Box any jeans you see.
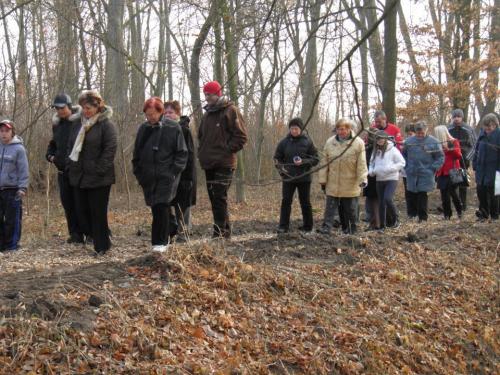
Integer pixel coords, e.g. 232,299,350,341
205,168,233,237
0,189,22,250
376,180,399,227
406,191,428,221
279,181,313,231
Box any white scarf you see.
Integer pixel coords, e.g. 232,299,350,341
69,113,101,162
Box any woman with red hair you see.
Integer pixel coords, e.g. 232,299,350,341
132,97,188,252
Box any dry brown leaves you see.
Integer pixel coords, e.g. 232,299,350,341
0,187,498,374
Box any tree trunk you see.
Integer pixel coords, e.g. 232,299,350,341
221,0,245,203
127,0,145,116
382,0,398,123
55,0,78,98
104,0,128,117
300,0,321,128
483,0,499,116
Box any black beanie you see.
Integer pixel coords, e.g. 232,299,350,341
288,117,304,130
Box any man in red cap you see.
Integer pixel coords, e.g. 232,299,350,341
198,80,247,239
371,110,403,150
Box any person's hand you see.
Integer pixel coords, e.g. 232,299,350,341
359,182,367,188
16,190,26,199
321,184,326,193
293,156,302,166
49,155,55,162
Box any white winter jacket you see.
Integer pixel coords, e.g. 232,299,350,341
368,144,406,181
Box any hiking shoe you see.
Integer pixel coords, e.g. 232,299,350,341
276,227,289,234
316,227,331,235
388,220,401,229
152,245,168,253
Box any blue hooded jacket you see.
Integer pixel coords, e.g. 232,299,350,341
473,127,500,187
403,135,444,192
0,135,29,191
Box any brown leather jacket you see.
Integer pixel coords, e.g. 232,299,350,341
198,98,247,170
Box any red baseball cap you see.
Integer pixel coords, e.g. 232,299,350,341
0,120,13,129
203,81,222,96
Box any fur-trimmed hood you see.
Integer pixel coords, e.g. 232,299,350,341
52,105,82,126
69,105,113,124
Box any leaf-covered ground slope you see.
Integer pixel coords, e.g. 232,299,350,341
0,187,498,374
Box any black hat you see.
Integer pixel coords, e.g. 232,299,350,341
288,117,304,130
51,93,72,109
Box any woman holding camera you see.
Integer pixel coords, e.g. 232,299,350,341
433,125,463,220
274,118,319,234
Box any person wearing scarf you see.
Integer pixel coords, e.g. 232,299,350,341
66,90,117,255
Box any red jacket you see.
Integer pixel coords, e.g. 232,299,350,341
371,122,403,150
436,139,461,176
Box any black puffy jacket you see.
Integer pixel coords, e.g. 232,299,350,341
46,106,81,172
66,106,117,189
273,132,319,183
132,119,188,206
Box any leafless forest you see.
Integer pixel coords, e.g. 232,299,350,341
0,1,499,374
0,0,498,198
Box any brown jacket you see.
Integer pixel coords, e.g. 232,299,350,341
198,98,247,170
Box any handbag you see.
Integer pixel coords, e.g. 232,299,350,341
448,147,470,186
449,168,468,186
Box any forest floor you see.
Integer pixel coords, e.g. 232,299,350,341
0,184,498,374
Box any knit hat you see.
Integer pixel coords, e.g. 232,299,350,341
203,81,222,96
288,117,304,130
451,108,464,118
375,130,388,138
51,93,72,109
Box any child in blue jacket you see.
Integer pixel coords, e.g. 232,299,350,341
0,119,29,251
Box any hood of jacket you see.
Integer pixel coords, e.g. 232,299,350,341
6,135,23,145
179,115,190,128
75,105,113,123
51,105,82,126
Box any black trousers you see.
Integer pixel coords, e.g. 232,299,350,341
0,189,22,250
74,185,111,252
477,185,499,220
151,203,170,245
439,177,462,218
403,177,417,218
58,172,82,239
337,197,358,233
459,158,470,209
279,181,313,231
205,168,233,237
406,191,428,221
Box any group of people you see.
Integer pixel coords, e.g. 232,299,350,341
275,109,500,235
0,80,498,253
44,81,246,254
